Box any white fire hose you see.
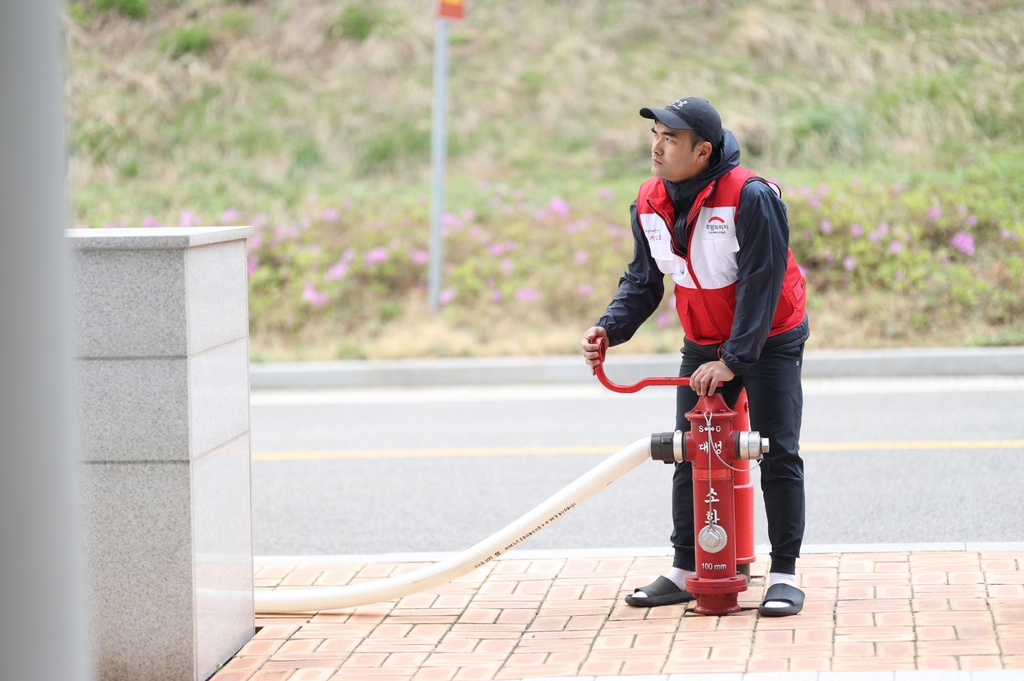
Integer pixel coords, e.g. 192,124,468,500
255,437,652,613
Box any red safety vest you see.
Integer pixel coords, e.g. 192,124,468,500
637,166,806,346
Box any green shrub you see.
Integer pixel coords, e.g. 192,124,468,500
220,9,253,37
289,139,321,178
95,0,147,19
326,6,382,42
170,27,214,59
118,154,141,179
68,3,93,23
357,125,431,175
781,104,870,166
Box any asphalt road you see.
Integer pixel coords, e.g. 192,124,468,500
249,376,1024,556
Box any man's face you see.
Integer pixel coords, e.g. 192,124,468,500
650,122,712,183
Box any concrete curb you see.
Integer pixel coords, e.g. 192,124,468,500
250,346,1024,389
497,672,1022,680
254,542,1024,565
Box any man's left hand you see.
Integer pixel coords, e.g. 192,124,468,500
689,360,735,396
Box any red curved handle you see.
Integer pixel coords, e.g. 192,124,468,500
593,337,690,393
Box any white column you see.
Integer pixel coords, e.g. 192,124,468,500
0,1,91,680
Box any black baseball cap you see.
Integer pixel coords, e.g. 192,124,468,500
640,97,723,147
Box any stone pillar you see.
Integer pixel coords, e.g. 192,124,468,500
68,227,255,681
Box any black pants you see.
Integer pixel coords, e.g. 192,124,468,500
670,341,805,575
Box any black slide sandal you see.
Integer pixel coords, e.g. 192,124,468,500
757,582,805,617
624,576,694,607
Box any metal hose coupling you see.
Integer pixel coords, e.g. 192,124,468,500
650,431,683,463
736,431,769,461
651,430,767,464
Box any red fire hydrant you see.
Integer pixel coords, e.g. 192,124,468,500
683,393,766,614
593,345,766,615
649,394,766,614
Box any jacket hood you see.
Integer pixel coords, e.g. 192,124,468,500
711,128,741,179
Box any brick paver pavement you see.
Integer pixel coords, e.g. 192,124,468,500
211,550,1024,680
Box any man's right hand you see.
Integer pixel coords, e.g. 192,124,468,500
580,326,609,374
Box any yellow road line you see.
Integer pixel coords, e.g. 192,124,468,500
253,440,1024,461
803,440,1024,452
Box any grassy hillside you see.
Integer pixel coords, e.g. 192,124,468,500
64,0,1024,358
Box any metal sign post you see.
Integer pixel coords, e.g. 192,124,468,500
428,0,464,313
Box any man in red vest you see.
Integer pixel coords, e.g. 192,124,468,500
581,97,809,617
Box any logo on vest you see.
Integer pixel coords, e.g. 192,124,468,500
705,215,729,237
641,213,668,243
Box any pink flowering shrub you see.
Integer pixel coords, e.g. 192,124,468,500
234,185,634,334
785,175,1024,325
116,173,1023,340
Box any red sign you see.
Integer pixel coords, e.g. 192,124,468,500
438,0,464,19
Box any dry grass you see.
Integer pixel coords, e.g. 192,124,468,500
65,0,1024,223
248,288,1024,362
249,295,591,362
